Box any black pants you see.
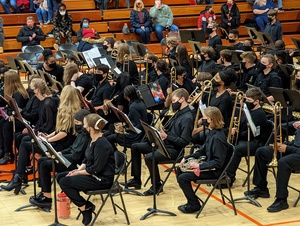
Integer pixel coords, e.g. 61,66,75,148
57,172,113,207
227,140,259,179
176,167,219,207
38,156,77,192
253,146,300,199
131,142,179,185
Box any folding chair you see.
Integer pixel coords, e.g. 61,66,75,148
143,147,185,195
58,43,77,54
194,142,237,218
77,151,130,225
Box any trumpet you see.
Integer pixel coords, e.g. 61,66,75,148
103,95,119,115
180,156,206,172
193,80,213,128
227,91,245,145
268,101,282,167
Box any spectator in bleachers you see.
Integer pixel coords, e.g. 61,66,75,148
0,17,4,54
197,5,216,32
35,0,49,25
53,3,74,48
150,0,178,41
126,0,131,8
264,9,282,42
228,29,243,48
103,37,116,56
0,0,20,14
253,0,277,32
47,0,58,24
207,21,222,61
77,18,100,52
220,0,240,31
100,0,119,10
16,16,46,52
130,0,152,44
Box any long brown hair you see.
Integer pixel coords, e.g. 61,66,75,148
4,70,29,99
203,106,224,129
116,43,131,63
63,62,79,85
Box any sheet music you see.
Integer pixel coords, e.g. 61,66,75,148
82,51,95,68
243,103,260,137
100,57,111,68
199,100,206,115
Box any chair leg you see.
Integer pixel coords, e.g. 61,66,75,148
110,194,117,214
242,165,254,187
143,175,150,187
157,165,175,195
118,188,130,225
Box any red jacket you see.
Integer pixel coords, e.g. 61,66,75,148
197,10,216,29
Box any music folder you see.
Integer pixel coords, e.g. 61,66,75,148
82,47,102,68
243,103,260,137
110,105,141,134
140,120,170,159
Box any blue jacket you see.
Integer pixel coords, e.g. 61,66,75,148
130,8,152,32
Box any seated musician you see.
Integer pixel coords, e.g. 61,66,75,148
106,85,148,151
177,106,228,213
254,54,282,102
228,29,243,49
245,129,300,212
128,88,194,195
90,64,112,117
175,45,193,80
140,53,159,83
227,87,267,186
192,69,236,144
197,46,216,73
216,49,236,71
154,59,170,97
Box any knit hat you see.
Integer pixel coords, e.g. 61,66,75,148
74,109,90,123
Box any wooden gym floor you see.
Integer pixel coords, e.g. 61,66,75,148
1,155,300,226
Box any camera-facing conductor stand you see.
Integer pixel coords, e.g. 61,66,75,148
140,121,176,220
232,104,261,207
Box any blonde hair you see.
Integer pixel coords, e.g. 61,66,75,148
117,43,131,63
133,0,145,10
85,114,106,131
261,54,277,70
63,62,79,85
31,78,51,96
56,85,82,135
166,36,179,47
254,0,266,7
203,106,224,129
4,70,29,99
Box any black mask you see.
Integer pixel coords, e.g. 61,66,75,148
103,45,108,51
246,101,256,110
240,62,246,69
200,54,205,61
212,80,220,87
295,79,300,89
172,101,181,111
202,118,209,127
81,127,90,137
75,124,83,133
144,62,153,68
48,63,56,68
228,39,235,43
258,63,267,72
268,17,273,23
95,73,104,81
206,28,213,34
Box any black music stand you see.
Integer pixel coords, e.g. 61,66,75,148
233,103,261,207
245,27,261,42
15,118,50,211
40,137,71,226
110,105,143,196
140,120,176,220
179,29,206,43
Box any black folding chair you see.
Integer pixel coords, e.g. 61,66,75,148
76,151,130,225
194,143,237,218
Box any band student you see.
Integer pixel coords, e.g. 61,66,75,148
177,106,228,213
128,88,194,195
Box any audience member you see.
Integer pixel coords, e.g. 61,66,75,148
0,17,4,53
77,18,100,52
220,0,240,31
253,0,277,31
35,0,49,25
264,9,282,42
47,0,58,23
0,0,20,14
198,5,216,32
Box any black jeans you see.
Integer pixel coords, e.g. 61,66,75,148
57,172,113,207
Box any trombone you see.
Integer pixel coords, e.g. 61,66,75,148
268,101,282,167
227,91,245,145
140,53,149,85
164,66,177,117
103,94,119,115
123,54,130,72
111,49,118,60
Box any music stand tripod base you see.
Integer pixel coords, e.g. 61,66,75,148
232,195,262,207
140,207,176,220
15,203,51,212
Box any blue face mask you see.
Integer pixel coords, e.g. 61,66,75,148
82,23,89,28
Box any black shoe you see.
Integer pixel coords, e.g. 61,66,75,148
177,204,201,213
0,174,22,192
244,187,270,198
30,195,52,208
30,192,44,202
124,178,142,189
143,184,163,196
0,154,13,165
267,199,289,212
79,201,95,225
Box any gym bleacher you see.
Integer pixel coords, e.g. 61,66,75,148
0,0,300,62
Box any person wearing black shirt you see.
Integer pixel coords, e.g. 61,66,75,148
140,53,158,83
63,62,94,98
91,64,112,117
254,54,282,102
57,114,115,225
103,37,116,57
165,36,179,63
216,49,236,71
197,46,216,72
174,66,195,95
127,88,194,196
228,29,243,49
154,59,170,97
37,49,64,83
176,45,193,80
264,9,282,42
29,109,91,209
227,88,267,185
207,21,222,62
220,0,240,31
177,106,229,213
